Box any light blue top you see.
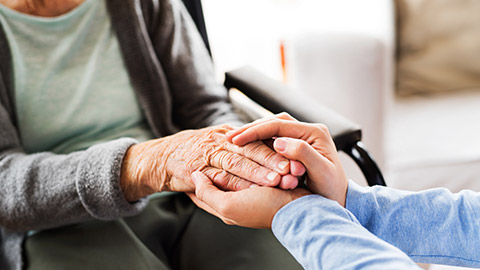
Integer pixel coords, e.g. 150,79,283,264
272,180,480,269
0,0,154,154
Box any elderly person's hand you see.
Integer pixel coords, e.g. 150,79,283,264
120,125,301,202
226,114,349,206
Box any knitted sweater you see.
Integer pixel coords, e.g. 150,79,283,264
0,0,241,268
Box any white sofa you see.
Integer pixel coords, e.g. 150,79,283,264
285,1,480,192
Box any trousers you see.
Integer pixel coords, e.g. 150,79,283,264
25,193,303,270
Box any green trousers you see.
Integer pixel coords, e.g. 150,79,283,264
25,193,303,270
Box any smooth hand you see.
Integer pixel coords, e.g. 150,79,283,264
226,114,349,206
120,125,298,201
188,171,311,228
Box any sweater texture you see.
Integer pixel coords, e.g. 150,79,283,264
0,0,242,269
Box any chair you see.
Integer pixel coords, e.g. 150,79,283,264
180,0,385,187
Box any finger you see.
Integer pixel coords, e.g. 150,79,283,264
165,175,195,192
278,174,299,190
225,113,297,142
231,119,322,146
225,116,277,142
223,140,291,175
290,160,306,176
202,167,257,191
191,171,229,205
191,171,240,224
208,149,281,186
273,137,331,172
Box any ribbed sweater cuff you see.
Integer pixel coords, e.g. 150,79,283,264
76,138,148,220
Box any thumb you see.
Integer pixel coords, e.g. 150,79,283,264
191,171,224,204
273,137,330,172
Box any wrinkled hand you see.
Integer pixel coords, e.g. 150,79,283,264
188,171,311,228
226,113,349,206
120,125,299,201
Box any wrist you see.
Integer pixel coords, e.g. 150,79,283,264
120,139,169,202
120,144,147,202
272,188,313,225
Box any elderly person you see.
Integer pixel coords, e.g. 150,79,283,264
190,114,480,269
0,0,303,269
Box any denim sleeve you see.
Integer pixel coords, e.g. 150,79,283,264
346,180,480,267
272,195,420,270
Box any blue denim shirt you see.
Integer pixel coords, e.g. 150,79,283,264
272,180,480,269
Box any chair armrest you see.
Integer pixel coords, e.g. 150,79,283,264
224,66,362,152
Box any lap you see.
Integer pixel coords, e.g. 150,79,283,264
25,193,302,270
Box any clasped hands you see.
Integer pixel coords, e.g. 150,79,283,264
187,113,349,229
120,113,348,229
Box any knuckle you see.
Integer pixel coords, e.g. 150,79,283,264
231,179,241,191
203,141,223,161
315,123,330,135
223,154,241,171
299,140,311,152
210,170,243,191
250,165,263,178
277,112,294,120
232,179,244,191
224,173,239,190
209,150,228,168
219,124,234,131
245,164,268,182
272,118,283,125
211,170,229,187
226,174,249,191
211,125,233,135
264,150,278,164
290,144,302,157
292,140,309,156
244,141,264,158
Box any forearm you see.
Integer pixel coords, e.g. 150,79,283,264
0,138,147,232
272,195,420,270
346,180,480,267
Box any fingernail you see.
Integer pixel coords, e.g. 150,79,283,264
267,172,277,182
274,138,287,152
277,160,289,170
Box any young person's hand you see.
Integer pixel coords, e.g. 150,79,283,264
226,113,349,206
188,171,311,228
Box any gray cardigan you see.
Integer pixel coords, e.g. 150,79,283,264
0,0,241,268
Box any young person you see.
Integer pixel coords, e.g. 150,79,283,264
189,114,480,269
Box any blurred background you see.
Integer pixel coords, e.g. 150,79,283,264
202,1,480,269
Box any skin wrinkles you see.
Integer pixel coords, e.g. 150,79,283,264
121,125,297,202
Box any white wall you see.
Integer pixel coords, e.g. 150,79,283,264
202,0,394,80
